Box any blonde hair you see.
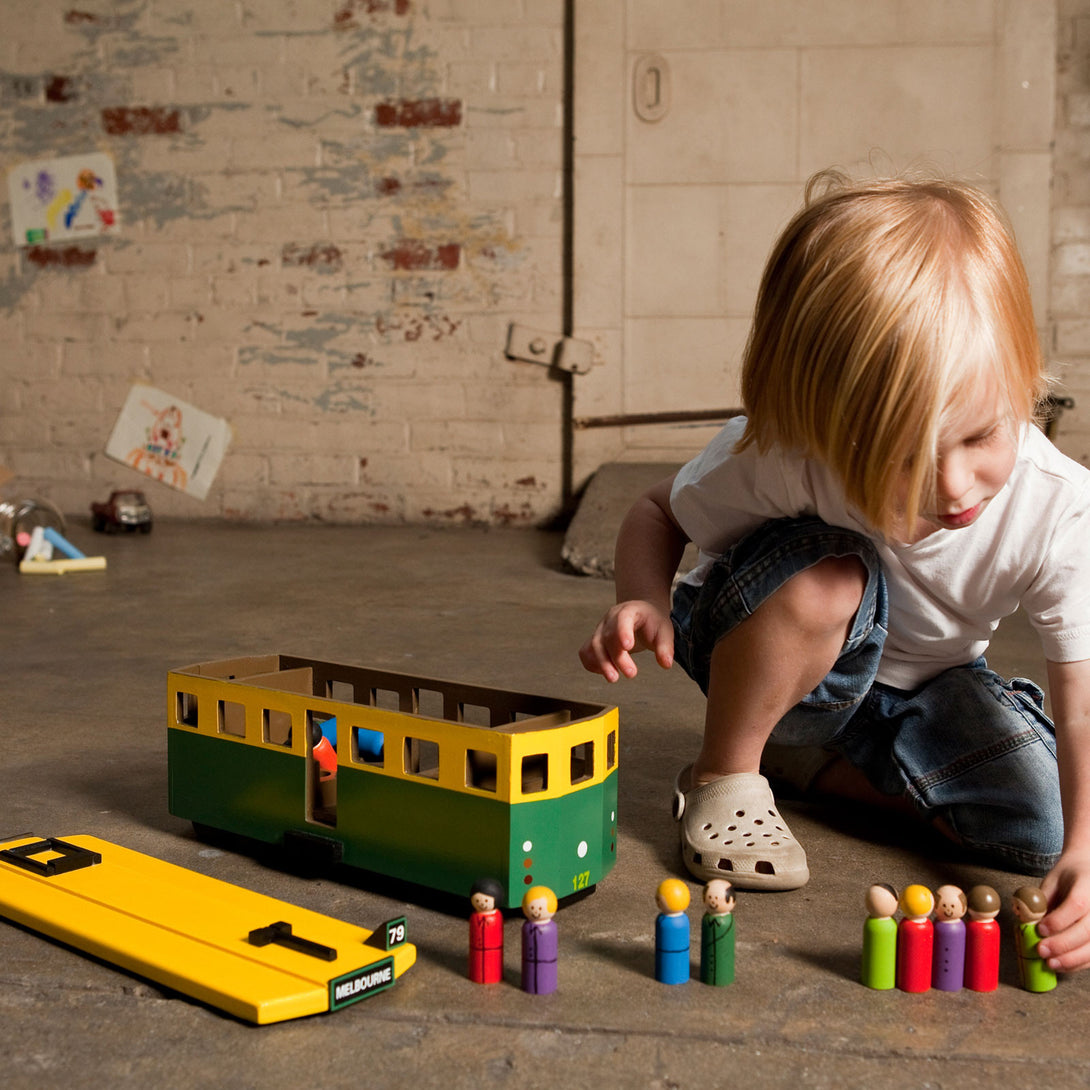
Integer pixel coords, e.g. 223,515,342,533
899,883,935,918
656,877,690,913
739,170,1047,536
522,885,558,915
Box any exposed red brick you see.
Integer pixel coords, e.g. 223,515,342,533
101,106,182,135
335,0,410,28
376,175,453,198
380,240,460,271
494,503,535,525
375,97,461,128
25,245,96,268
65,9,99,23
422,504,478,523
281,242,344,270
46,76,78,103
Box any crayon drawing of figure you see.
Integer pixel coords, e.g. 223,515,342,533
128,403,189,489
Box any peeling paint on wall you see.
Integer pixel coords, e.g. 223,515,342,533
45,76,80,103
101,106,183,135
380,240,460,271
282,243,344,272
1,2,559,526
334,0,412,27
374,97,462,128
24,244,97,268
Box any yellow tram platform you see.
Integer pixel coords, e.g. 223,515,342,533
0,833,415,1024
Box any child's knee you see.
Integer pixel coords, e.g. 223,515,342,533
942,801,1062,876
777,554,867,636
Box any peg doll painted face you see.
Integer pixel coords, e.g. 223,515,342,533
934,885,967,922
703,879,736,915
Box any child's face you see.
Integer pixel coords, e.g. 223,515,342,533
897,381,1018,542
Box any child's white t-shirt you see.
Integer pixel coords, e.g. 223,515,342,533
670,417,1090,689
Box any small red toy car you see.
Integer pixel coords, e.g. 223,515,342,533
91,490,153,533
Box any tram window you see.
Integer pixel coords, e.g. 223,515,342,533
416,688,444,719
460,703,491,727
352,726,384,767
263,707,293,747
466,749,497,792
607,730,617,770
327,679,354,703
404,736,440,780
570,741,594,785
521,753,549,794
372,687,402,712
218,699,247,738
175,691,199,728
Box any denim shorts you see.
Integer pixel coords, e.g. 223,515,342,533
671,516,1062,875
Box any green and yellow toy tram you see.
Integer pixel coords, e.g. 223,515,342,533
167,655,619,906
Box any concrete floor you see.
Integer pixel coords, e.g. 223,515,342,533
1,520,1086,1089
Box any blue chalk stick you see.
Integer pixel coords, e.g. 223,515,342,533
42,527,86,559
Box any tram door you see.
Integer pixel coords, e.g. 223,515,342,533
307,710,338,829
249,665,339,830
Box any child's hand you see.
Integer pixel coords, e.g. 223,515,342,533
1037,850,1090,971
579,600,675,683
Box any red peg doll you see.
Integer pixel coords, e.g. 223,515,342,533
468,877,505,984
964,884,1001,992
896,884,935,993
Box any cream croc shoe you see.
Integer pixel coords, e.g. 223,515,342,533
672,766,809,891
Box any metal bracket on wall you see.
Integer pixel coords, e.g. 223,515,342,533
504,323,595,375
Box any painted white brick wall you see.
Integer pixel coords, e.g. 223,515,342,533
2,1,1087,522
0,0,567,525
1051,0,1090,467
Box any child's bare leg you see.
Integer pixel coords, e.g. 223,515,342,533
691,555,866,786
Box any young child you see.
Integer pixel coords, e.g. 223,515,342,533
579,171,1090,973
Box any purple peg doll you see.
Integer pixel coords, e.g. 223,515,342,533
932,884,967,991
520,885,558,994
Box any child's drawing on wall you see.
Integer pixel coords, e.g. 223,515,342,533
128,402,189,490
105,385,232,501
7,152,120,246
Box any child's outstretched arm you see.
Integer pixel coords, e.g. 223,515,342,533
1037,656,1090,972
579,474,688,683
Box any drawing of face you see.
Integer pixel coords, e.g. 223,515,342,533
524,896,552,923
153,406,183,454
935,885,967,922
470,891,496,914
704,879,735,915
1012,895,1045,925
